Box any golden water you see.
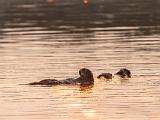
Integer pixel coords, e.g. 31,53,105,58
0,0,160,120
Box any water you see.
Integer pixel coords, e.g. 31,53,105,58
0,0,160,120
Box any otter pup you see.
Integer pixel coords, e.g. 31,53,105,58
97,73,112,80
115,68,131,78
97,68,131,80
28,68,94,86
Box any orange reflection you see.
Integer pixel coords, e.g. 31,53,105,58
83,0,89,5
82,109,95,117
79,84,93,93
46,0,55,3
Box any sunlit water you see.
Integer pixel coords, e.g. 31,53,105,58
0,0,160,120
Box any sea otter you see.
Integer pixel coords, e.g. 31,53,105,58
115,68,131,78
97,68,131,80
28,68,94,86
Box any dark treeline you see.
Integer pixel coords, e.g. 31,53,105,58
0,0,160,35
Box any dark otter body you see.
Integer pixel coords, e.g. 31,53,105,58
97,73,112,79
28,68,94,86
115,68,131,78
97,68,131,80
29,79,64,85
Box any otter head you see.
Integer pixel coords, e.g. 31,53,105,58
79,68,94,85
116,68,131,78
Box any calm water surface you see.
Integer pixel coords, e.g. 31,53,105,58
0,0,160,120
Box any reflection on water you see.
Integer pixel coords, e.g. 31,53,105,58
0,0,160,120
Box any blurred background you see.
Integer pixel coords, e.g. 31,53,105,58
0,0,160,120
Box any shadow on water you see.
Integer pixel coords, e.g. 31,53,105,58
0,0,160,37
